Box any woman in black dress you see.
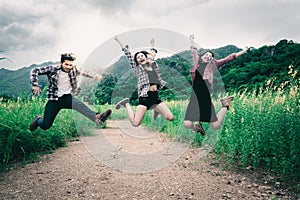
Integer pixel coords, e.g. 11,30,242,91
184,34,248,135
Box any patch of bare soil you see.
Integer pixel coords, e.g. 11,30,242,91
0,120,297,199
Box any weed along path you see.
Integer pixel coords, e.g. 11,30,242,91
0,120,292,199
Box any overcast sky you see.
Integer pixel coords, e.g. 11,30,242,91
1,0,299,70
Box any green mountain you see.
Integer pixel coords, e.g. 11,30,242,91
92,40,299,105
1,39,299,103
0,62,56,98
220,39,300,90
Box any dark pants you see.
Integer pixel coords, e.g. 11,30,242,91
38,94,96,130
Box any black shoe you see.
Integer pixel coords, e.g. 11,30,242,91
115,98,129,110
195,123,205,136
30,115,41,131
95,109,112,126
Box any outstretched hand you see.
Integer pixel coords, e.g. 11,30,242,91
32,86,41,96
189,34,196,48
74,87,81,96
236,46,249,57
94,74,103,81
189,34,194,41
114,35,124,48
150,37,155,47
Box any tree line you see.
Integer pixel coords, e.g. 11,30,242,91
81,39,299,105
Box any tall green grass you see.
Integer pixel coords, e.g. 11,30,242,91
0,65,298,187
0,94,117,169
140,65,299,184
214,66,299,184
0,96,74,167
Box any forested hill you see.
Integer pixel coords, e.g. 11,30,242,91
105,44,242,80
220,39,300,91
1,39,299,101
93,39,299,104
0,62,56,98
106,39,299,90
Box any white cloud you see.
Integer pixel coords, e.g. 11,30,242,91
0,0,299,69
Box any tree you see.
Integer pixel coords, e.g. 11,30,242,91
94,74,117,105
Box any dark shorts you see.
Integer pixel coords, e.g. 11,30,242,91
138,91,162,110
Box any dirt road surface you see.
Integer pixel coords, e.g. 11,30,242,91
0,120,294,199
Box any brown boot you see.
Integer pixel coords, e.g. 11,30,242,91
220,96,234,110
29,115,41,131
95,109,112,126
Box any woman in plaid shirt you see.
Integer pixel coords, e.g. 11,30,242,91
114,36,174,127
29,53,112,131
184,34,248,135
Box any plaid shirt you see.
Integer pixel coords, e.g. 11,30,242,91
30,65,96,100
190,47,236,85
122,47,166,97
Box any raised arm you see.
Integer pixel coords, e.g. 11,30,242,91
150,37,155,47
215,46,249,68
235,46,248,57
114,35,137,69
114,35,125,49
189,34,199,82
148,37,157,61
75,66,103,81
190,34,199,66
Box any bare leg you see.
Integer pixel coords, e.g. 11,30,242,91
184,120,197,131
153,102,174,121
210,96,234,130
210,107,227,130
184,120,205,135
152,110,159,120
124,103,147,127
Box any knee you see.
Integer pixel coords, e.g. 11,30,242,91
167,114,174,121
210,122,221,130
183,121,193,129
131,121,141,127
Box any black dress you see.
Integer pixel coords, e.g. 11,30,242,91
184,63,218,122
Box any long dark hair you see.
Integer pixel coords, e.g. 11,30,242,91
134,51,148,65
199,50,214,63
200,50,214,57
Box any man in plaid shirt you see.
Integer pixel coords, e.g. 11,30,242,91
29,53,112,131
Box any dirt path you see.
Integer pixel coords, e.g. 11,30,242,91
0,120,293,199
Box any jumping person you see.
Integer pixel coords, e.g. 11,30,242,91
29,53,112,131
114,36,174,127
184,34,248,135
